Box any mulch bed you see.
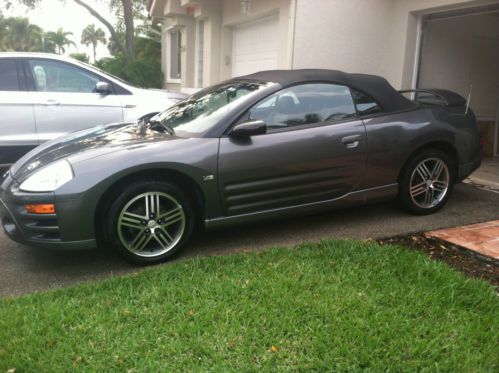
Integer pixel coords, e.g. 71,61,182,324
378,234,499,287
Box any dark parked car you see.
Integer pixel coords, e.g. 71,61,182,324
0,70,481,264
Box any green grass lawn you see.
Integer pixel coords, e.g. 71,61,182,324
1,240,498,372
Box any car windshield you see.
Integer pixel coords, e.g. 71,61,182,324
153,81,276,137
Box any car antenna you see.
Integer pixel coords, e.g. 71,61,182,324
465,84,472,115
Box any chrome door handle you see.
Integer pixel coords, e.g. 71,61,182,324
44,99,60,106
342,134,362,149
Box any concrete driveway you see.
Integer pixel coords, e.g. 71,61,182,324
467,157,499,189
1,183,498,297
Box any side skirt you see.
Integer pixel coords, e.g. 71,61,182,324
204,183,399,230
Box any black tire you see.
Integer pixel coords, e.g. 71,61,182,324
104,179,194,264
399,149,456,215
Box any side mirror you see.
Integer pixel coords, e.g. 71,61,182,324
229,120,267,138
95,81,111,95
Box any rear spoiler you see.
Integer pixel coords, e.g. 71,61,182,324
398,89,467,107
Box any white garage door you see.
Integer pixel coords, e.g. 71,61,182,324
231,15,279,77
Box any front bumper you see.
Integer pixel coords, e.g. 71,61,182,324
0,171,96,250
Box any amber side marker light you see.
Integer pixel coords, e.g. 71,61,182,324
24,204,55,214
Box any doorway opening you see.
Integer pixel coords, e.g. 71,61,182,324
416,5,499,157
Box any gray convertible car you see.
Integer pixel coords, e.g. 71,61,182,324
0,70,481,264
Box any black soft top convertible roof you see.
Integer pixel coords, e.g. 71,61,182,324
238,69,417,113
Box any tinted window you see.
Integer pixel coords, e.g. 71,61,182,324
28,60,99,93
0,60,20,91
351,89,383,116
249,83,356,130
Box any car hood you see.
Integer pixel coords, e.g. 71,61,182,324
10,122,179,183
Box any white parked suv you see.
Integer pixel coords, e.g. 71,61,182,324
0,52,186,166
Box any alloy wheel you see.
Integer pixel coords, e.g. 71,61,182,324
117,192,186,257
409,158,450,209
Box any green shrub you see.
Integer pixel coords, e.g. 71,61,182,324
125,58,163,88
93,35,163,89
94,55,126,78
94,55,163,89
69,52,90,63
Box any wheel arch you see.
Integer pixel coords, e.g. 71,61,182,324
94,168,206,243
398,141,459,184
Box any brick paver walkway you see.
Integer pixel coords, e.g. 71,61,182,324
426,220,499,259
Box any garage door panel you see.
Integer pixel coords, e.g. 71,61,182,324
232,16,279,77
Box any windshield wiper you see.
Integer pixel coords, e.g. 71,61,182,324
151,120,175,136
138,117,148,135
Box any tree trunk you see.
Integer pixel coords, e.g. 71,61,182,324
92,42,96,62
121,0,135,65
72,0,127,61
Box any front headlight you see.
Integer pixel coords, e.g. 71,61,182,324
19,160,74,192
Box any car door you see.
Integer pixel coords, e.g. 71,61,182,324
0,59,37,166
25,58,123,143
218,83,367,216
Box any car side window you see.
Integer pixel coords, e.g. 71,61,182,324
248,83,357,131
350,88,383,116
28,60,99,93
0,60,20,91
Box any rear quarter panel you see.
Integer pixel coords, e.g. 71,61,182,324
361,106,479,189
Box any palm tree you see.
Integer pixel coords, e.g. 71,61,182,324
2,17,43,52
41,32,57,53
0,15,7,50
45,28,76,54
81,24,107,62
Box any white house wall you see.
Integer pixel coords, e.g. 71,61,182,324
293,0,398,84
204,8,223,86
154,0,291,89
219,0,291,81
152,0,497,90
161,15,196,90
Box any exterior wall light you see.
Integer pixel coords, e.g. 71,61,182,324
241,0,251,16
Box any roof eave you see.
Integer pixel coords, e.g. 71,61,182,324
149,0,167,18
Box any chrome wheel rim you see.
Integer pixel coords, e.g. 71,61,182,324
117,192,185,257
410,158,450,209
